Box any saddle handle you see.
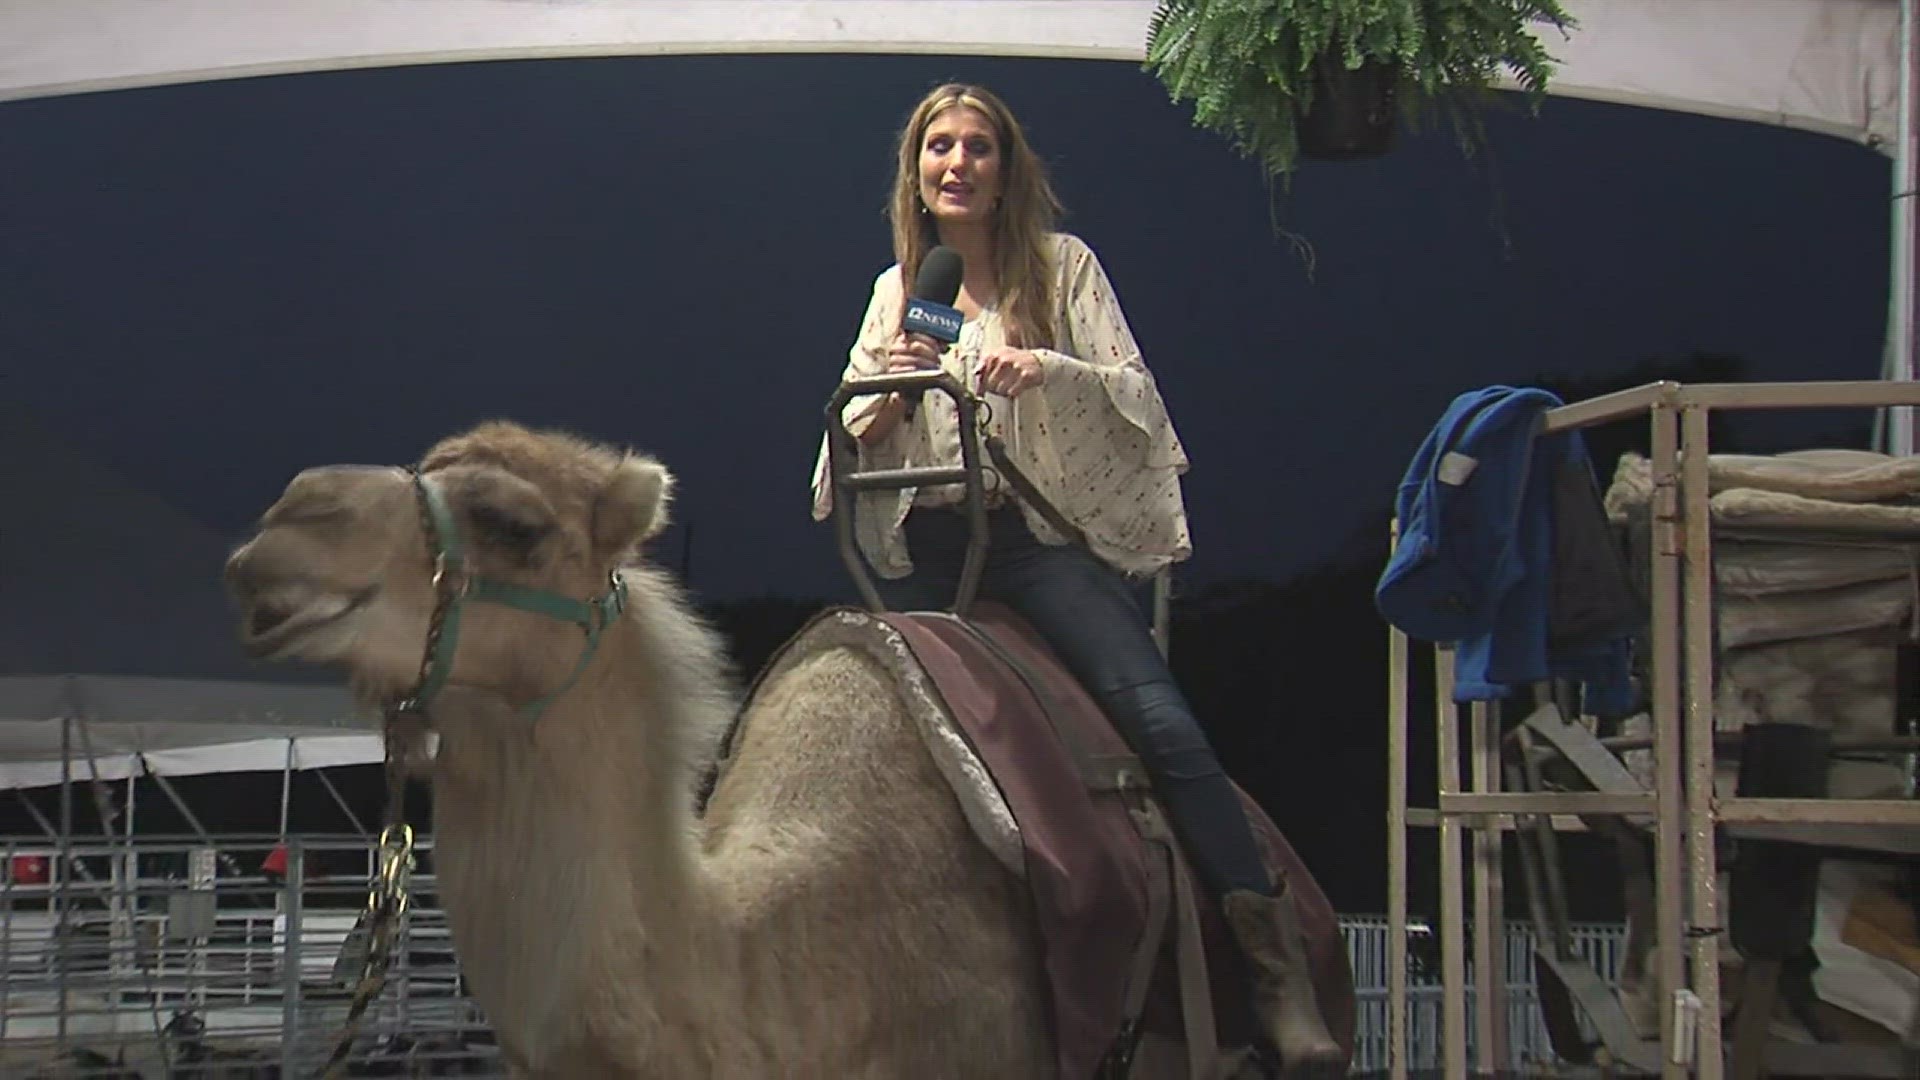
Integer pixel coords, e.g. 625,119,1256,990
824,370,990,618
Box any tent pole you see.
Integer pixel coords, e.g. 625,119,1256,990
143,764,218,845
279,738,294,838
141,763,279,909
125,773,137,939
314,767,371,838
10,792,100,883
123,770,137,979
56,715,72,1048
125,772,136,860
1884,0,1918,455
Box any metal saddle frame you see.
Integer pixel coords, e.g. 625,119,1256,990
822,369,1170,651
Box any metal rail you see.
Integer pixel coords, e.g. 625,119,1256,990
823,370,991,616
820,369,1175,657
0,832,500,1077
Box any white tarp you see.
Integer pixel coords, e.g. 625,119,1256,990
1,404,368,788
0,0,1900,147
0,732,384,792
0,675,376,791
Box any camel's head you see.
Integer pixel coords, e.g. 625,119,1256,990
225,421,672,706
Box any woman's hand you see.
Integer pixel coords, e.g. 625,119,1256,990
979,347,1046,398
852,332,944,443
885,332,943,376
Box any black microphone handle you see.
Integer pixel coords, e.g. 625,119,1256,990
899,332,945,421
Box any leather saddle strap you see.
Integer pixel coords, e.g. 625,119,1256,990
1118,794,1176,1066
1171,849,1221,1079
983,433,1089,549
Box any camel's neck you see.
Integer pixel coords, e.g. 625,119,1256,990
434,674,698,876
424,598,739,1072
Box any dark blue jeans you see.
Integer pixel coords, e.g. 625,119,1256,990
877,504,1275,898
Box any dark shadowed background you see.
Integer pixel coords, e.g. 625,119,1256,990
0,52,1893,913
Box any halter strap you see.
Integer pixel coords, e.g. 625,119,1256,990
395,472,627,721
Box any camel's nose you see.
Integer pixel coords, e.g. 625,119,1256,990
224,539,267,601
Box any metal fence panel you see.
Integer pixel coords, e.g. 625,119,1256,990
3,834,1627,1076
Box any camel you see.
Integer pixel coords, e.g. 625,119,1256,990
223,420,1318,1079
222,420,1073,1078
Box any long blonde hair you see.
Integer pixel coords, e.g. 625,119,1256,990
887,83,1064,349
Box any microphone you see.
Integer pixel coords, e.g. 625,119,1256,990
899,246,964,420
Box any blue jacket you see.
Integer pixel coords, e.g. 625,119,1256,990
1375,386,1634,713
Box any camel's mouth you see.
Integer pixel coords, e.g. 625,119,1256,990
241,584,377,659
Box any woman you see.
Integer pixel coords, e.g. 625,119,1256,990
810,83,1341,1075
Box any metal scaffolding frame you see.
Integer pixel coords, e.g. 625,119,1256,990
0,831,500,1076
1388,379,1920,1079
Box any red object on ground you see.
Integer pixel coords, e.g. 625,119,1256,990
10,854,48,885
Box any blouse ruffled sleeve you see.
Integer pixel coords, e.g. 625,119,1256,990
1001,234,1192,575
810,266,904,523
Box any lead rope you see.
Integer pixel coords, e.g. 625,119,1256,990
309,479,448,1078
312,736,415,1079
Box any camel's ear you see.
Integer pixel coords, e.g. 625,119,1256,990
593,454,673,556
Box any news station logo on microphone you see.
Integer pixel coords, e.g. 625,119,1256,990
904,298,963,345
898,245,965,422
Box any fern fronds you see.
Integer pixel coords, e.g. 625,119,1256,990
1143,0,1575,182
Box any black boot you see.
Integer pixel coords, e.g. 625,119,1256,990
1221,888,1346,1078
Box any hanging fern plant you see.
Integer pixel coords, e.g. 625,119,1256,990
1144,0,1575,185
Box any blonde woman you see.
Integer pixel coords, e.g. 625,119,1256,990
811,83,1341,1076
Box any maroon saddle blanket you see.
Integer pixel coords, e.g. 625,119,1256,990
868,604,1357,1078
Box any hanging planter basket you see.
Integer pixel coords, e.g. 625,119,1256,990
1296,54,1400,162
1143,0,1575,187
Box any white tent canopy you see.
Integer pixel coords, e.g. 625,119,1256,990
0,403,372,793
0,0,1900,148
0,677,377,791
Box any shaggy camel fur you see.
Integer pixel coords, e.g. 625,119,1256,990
225,421,1070,1079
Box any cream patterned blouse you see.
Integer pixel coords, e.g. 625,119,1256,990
809,232,1192,580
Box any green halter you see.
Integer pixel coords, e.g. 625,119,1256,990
392,471,627,721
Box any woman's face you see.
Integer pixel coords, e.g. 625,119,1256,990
918,105,1003,229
